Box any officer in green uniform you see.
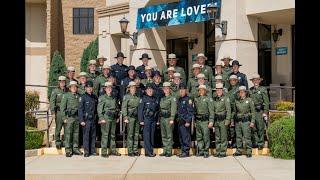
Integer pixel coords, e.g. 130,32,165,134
161,53,186,84
159,82,177,157
94,63,112,96
96,55,107,75
227,75,240,148
60,81,83,157
194,85,215,158
87,59,100,82
190,53,213,87
249,73,269,150
121,81,141,157
212,64,230,89
77,72,89,95
66,66,78,85
187,63,201,90
97,82,121,157
165,67,175,83
170,73,183,99
233,86,256,158
141,66,154,86
212,75,228,98
212,83,231,158
49,76,67,149
221,56,233,76
190,74,212,99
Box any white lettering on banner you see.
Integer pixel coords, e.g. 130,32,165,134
160,11,166,20
146,13,152,22
152,12,157,21
173,9,178,18
193,5,200,15
181,8,186,17
201,4,206,14
167,10,172,19
141,14,146,22
187,7,193,16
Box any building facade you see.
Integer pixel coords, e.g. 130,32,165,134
97,0,295,88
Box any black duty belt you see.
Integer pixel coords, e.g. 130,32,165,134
236,114,251,123
195,114,209,121
255,104,264,111
215,113,226,121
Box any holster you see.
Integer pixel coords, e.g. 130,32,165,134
255,104,264,111
236,114,251,123
106,111,117,118
128,109,138,118
67,109,78,117
215,113,226,121
159,110,170,118
195,114,209,121
144,108,155,117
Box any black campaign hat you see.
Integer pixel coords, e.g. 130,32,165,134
179,83,187,90
152,70,161,77
231,60,242,66
139,53,152,60
85,81,94,88
127,65,136,71
115,52,127,58
145,83,153,89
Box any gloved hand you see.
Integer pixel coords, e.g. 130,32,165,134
63,119,67,123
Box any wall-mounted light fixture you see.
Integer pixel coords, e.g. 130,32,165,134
188,38,198,50
119,17,138,45
272,27,283,42
207,2,227,35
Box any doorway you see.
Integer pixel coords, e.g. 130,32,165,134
166,38,189,80
258,24,272,86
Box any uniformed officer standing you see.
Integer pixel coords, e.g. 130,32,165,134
190,74,212,99
230,60,248,89
161,53,186,84
94,62,112,96
166,67,175,83
151,71,164,102
159,82,177,157
233,86,256,158
111,52,129,85
138,84,160,157
193,85,215,158
60,81,83,157
66,66,78,85
190,53,213,87
120,65,136,100
121,82,141,156
96,55,107,75
50,76,67,149
87,59,100,82
212,64,230,90
141,66,154,86
249,73,269,150
136,53,151,79
134,77,145,97
171,73,183,99
78,81,98,157
77,72,89,95
212,75,228,98
220,56,233,75
188,64,201,90
176,84,194,158
97,82,121,157
212,83,231,158
227,75,240,148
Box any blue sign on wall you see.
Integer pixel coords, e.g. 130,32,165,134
276,47,288,55
136,0,221,30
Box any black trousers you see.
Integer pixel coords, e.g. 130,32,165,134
82,121,96,154
143,118,156,155
178,123,191,154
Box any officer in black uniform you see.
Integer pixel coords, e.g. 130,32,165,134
176,84,194,158
111,52,129,85
120,65,136,100
229,60,248,89
138,83,160,157
151,71,164,102
78,81,98,157
134,77,145,97
136,53,152,79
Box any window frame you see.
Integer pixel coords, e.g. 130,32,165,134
73,8,94,35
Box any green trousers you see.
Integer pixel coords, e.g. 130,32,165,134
196,121,210,155
235,121,252,155
127,117,140,154
101,120,116,155
64,117,80,153
54,110,64,146
215,120,228,156
252,111,265,147
160,118,174,154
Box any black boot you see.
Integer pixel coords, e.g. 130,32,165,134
73,150,83,155
66,152,72,157
233,151,242,156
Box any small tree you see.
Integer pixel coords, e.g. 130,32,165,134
80,37,99,72
47,51,67,100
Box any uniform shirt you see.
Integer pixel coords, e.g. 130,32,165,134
212,73,230,89
136,85,145,98
111,63,128,85
213,94,231,121
177,96,194,122
121,93,140,119
49,87,67,112
170,82,183,99
120,77,135,100
161,66,186,84
189,64,213,87
230,71,248,89
141,78,153,86
96,66,103,75
138,95,159,122
87,71,100,82
227,85,240,119
136,64,147,79
78,84,86,95
193,95,215,123
159,95,177,120
78,92,98,123
223,66,232,76
189,82,212,99
234,96,256,124
97,94,118,121
65,78,78,85
60,92,80,120
94,74,110,96
151,82,164,101
249,86,270,113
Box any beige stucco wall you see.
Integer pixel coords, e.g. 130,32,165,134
26,3,47,47
246,0,295,15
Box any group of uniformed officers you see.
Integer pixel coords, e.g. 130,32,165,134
50,51,269,158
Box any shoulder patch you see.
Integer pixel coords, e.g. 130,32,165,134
209,98,213,102
173,97,176,102
246,100,249,103
139,99,143,103
79,97,82,102
227,98,230,102
189,99,193,104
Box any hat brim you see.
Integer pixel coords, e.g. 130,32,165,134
115,56,127,58
77,75,88,78
68,84,79,88
221,58,233,61
213,88,223,90
250,77,263,81
237,89,248,93
232,64,242,66
167,58,179,60
197,56,207,60
139,57,152,60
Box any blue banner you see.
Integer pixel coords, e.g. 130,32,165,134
136,0,221,30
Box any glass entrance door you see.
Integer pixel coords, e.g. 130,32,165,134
258,23,272,86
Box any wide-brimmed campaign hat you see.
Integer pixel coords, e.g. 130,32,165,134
220,55,233,61
139,53,152,60
115,52,127,58
103,82,113,88
67,66,75,72
162,82,171,87
237,86,248,92
167,53,178,60
68,81,78,87
127,81,137,88
196,53,207,60
249,73,263,81
231,60,242,66
58,76,66,81
213,83,224,90
77,72,88,78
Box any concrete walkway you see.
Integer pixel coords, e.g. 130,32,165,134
25,155,294,180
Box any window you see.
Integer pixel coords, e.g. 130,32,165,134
73,8,94,34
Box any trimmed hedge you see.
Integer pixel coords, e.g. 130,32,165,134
25,91,40,128
275,101,294,111
25,126,44,150
80,37,98,72
269,112,289,124
48,51,67,100
267,116,295,159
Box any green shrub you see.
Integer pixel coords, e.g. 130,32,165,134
275,101,294,111
267,116,295,159
25,126,44,150
25,91,40,111
269,112,290,124
80,37,98,72
25,114,37,128
48,51,67,100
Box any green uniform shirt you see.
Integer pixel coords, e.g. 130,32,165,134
189,64,213,87
121,93,140,119
97,94,118,121
249,86,270,113
60,92,80,120
161,66,186,84
87,71,100,82
194,95,215,123
223,66,232,76
212,73,230,89
77,84,86,95
49,87,66,112
94,74,109,96
141,78,153,86
234,97,256,124
190,83,212,99
213,94,232,121
227,85,240,118
159,95,177,120
170,83,181,99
